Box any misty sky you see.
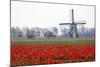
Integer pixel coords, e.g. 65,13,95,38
11,1,95,29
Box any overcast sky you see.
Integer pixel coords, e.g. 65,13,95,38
11,1,95,29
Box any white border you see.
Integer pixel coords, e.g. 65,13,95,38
0,0,99,67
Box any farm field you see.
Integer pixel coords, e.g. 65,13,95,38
11,39,95,66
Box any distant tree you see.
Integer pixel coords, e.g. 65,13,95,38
15,27,23,38
52,27,58,37
60,28,69,37
34,28,40,38
26,28,34,39
30,29,36,38
79,26,95,38
44,30,55,37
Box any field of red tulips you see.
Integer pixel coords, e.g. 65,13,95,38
11,39,95,66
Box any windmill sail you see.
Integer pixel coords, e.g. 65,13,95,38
70,9,74,23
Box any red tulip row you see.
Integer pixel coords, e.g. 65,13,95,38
11,44,95,66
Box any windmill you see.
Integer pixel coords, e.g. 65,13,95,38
59,9,86,38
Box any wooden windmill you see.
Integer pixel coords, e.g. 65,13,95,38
59,9,86,38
